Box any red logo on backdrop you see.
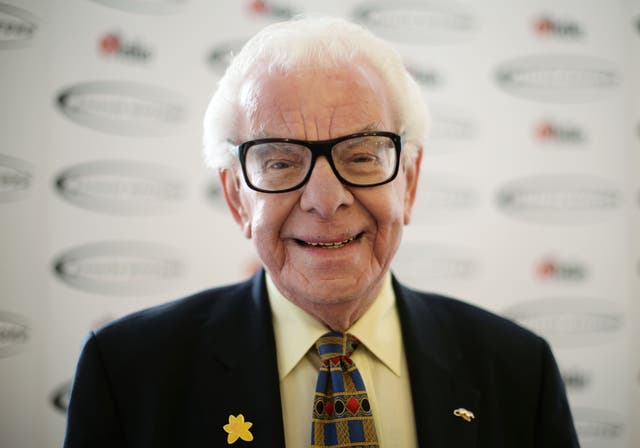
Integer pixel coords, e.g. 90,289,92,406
247,0,294,18
535,17,553,34
100,33,120,54
250,0,266,13
534,120,584,144
533,15,582,37
536,122,554,139
98,32,151,61
537,258,586,281
537,259,556,278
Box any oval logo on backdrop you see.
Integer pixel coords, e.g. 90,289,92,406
427,104,476,152
0,3,37,48
205,179,225,209
560,367,591,392
352,1,475,44
503,298,622,347
496,174,621,224
56,81,186,136
0,311,30,357
495,54,620,102
405,63,444,89
89,0,187,14
393,242,477,287
53,241,185,295
573,408,624,443
413,174,477,224
0,154,33,202
207,39,246,75
54,160,186,215
50,380,72,413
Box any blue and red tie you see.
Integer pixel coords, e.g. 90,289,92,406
311,331,379,447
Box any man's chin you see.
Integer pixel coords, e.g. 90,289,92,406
305,294,356,306
293,277,363,304
285,285,362,311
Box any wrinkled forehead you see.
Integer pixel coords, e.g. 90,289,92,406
235,63,397,142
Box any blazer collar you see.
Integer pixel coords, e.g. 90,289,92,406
203,270,274,369
394,277,480,447
200,270,286,447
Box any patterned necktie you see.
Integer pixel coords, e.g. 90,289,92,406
311,331,379,447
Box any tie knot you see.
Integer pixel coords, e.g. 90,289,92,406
315,331,359,362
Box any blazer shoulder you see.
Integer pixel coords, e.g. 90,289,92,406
92,275,261,351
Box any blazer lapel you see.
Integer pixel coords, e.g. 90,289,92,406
198,271,285,447
395,279,480,447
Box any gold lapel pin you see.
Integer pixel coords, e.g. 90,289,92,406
223,414,254,444
453,408,475,422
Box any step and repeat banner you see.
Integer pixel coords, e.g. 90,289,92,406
1,0,638,447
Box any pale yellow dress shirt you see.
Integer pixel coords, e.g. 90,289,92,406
266,272,418,447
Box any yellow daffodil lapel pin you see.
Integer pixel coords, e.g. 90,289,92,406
223,414,254,444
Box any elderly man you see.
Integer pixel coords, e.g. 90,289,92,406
64,17,579,448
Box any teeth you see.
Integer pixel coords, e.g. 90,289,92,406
304,236,356,248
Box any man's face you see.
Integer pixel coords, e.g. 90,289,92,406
220,63,421,328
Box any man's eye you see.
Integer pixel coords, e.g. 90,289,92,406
265,160,294,170
349,153,378,163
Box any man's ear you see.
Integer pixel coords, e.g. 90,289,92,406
403,147,422,225
219,168,252,238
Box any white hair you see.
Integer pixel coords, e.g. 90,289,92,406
202,16,429,169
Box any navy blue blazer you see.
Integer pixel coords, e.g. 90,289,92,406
64,270,579,447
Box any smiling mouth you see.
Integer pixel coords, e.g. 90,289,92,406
297,233,363,249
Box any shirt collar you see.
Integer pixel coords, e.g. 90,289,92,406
267,272,402,380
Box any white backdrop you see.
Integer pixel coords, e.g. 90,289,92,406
1,0,638,447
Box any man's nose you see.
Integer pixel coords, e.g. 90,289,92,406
299,156,353,217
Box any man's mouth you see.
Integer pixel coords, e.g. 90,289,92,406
296,233,363,249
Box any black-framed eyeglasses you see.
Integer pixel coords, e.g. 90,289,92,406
236,131,402,193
